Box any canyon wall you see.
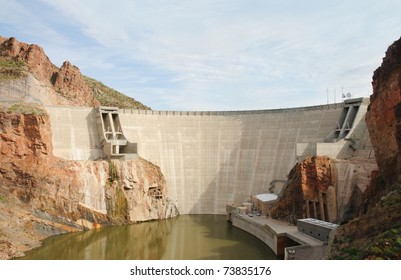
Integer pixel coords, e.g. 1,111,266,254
326,37,401,260
1,35,390,260
366,36,401,185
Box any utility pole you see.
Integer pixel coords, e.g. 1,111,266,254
327,88,329,104
334,88,336,104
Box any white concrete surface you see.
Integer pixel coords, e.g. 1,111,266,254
232,215,324,256
256,193,278,202
119,105,343,214
46,103,367,215
46,106,102,160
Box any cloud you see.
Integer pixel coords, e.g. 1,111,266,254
0,0,68,45
3,0,401,110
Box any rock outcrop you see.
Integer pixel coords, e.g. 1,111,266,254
51,61,100,106
0,36,57,82
327,37,401,259
0,36,99,106
0,104,178,259
366,36,401,184
0,36,149,109
271,156,333,222
327,187,401,259
270,156,376,225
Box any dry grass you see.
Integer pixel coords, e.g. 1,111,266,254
84,76,150,109
0,59,28,81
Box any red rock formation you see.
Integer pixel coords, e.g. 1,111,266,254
0,36,99,106
366,36,401,184
0,36,58,82
300,156,332,200
0,105,79,214
0,106,52,159
271,155,378,225
271,156,333,222
52,61,100,106
327,37,401,260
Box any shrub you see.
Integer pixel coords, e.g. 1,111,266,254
7,103,46,116
0,59,27,80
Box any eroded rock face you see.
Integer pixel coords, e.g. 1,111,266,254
0,36,57,82
52,61,100,106
271,156,377,224
327,37,401,260
366,36,401,184
0,106,52,159
0,106,178,259
0,36,98,106
105,160,177,223
300,156,333,200
271,156,333,222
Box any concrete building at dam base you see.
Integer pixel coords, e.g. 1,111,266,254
45,97,377,259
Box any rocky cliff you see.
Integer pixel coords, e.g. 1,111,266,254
271,156,334,222
326,37,401,259
0,37,57,83
270,156,377,225
0,36,149,109
0,103,178,259
366,37,401,185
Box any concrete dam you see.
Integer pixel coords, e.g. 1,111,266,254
45,98,373,215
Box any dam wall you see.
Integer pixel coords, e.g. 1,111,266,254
46,103,355,215
45,106,103,160
119,105,345,215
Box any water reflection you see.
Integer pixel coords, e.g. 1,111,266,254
19,215,277,260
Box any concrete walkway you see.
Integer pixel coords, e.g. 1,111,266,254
240,215,327,259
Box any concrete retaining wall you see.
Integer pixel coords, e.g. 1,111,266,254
46,104,344,214
231,217,295,257
46,106,102,160
231,216,279,255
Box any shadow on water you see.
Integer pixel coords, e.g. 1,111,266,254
19,218,173,260
18,215,276,260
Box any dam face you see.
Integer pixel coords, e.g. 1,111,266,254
45,103,355,215
119,106,345,215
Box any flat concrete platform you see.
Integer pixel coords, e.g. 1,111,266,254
241,216,323,245
235,215,326,259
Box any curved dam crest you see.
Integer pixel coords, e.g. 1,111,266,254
45,101,371,215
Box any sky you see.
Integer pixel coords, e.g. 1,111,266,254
1,0,401,111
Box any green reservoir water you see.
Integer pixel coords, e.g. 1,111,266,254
19,215,277,260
